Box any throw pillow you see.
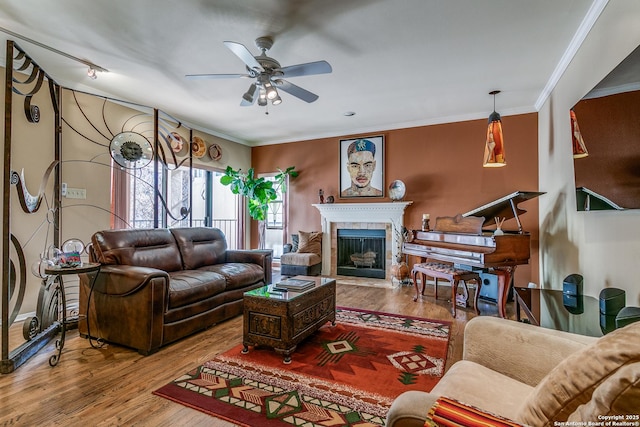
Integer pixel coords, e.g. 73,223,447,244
566,362,640,421
426,396,524,427
297,231,322,255
518,322,640,426
291,234,299,252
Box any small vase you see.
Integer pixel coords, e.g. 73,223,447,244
391,261,410,281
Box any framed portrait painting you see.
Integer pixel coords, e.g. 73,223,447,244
340,135,384,198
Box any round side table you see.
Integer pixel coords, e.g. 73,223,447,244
44,263,100,366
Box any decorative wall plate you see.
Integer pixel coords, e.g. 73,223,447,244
208,143,222,161
169,132,185,153
192,136,206,158
388,180,406,201
109,131,153,169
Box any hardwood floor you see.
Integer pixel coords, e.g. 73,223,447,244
0,276,515,427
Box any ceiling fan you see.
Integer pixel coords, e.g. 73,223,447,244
186,36,332,106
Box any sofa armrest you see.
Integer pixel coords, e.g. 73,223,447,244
91,264,169,296
462,316,597,386
226,249,273,284
387,391,439,427
79,264,170,354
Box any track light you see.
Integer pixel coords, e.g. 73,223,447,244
87,67,97,80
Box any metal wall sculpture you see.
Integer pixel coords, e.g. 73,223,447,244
2,40,62,373
63,90,195,229
2,41,196,373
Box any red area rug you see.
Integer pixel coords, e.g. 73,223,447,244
153,307,450,426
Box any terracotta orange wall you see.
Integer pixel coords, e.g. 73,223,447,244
252,113,540,285
573,90,640,209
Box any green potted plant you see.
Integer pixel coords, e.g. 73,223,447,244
220,165,298,247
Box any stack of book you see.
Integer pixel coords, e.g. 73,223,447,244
275,278,315,292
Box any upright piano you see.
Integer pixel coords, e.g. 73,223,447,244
402,191,544,318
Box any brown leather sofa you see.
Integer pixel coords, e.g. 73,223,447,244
78,227,272,355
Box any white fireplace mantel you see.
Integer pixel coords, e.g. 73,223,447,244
313,202,412,277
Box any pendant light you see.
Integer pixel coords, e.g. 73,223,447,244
570,109,589,158
483,90,506,167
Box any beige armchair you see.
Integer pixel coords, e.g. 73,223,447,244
387,316,640,427
280,231,322,277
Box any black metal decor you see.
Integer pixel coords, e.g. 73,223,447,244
2,41,62,373
2,41,196,373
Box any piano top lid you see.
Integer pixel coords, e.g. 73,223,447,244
462,191,545,227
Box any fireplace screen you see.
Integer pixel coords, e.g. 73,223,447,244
337,229,386,279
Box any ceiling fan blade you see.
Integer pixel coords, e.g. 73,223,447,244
279,60,332,78
240,83,258,106
276,79,319,103
185,73,250,79
223,41,264,72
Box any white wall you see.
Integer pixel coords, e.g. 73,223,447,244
539,0,640,305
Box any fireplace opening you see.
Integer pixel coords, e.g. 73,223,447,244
337,229,386,279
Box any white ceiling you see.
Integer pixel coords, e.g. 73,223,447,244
0,0,602,146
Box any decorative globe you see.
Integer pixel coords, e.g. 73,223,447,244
388,180,406,201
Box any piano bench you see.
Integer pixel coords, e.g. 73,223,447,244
411,262,482,317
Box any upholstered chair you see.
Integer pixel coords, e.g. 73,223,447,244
280,231,322,277
387,316,640,426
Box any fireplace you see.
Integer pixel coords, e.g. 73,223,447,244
337,229,386,278
313,202,412,282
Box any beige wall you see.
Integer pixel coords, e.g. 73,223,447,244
539,0,640,304
1,75,251,317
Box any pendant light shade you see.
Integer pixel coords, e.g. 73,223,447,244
483,90,506,167
570,109,589,159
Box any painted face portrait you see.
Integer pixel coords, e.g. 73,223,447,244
348,150,376,189
341,139,383,197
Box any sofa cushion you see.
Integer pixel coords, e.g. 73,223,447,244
431,360,534,421
298,231,322,254
519,322,640,426
92,228,183,272
167,270,227,309
200,263,265,291
280,252,321,267
170,227,227,270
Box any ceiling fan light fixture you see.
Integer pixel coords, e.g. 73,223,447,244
258,89,268,106
191,37,331,108
242,89,254,103
265,84,278,100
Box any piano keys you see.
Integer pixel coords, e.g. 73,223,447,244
402,191,545,318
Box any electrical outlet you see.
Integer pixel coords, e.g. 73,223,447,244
65,188,86,199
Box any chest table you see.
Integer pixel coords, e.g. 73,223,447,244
242,276,336,364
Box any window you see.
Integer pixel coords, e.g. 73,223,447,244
115,163,240,249
265,176,284,230
261,173,289,259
